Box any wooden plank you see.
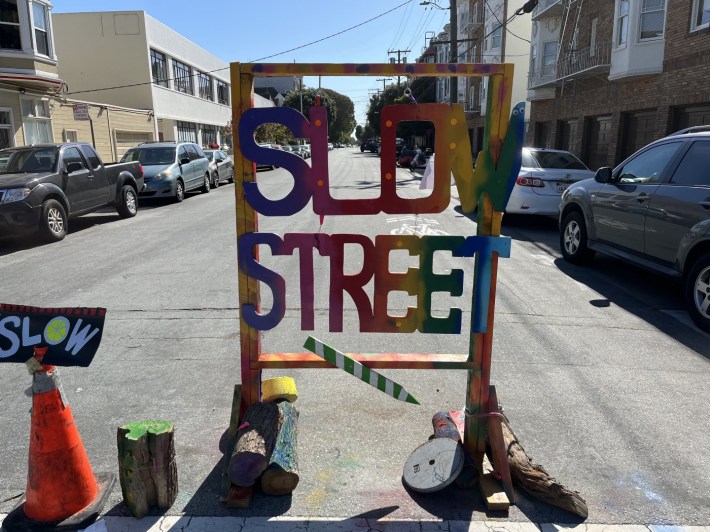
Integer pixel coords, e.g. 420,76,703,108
486,386,515,504
226,484,253,508
479,472,510,511
219,385,242,502
258,352,478,369
238,63,508,77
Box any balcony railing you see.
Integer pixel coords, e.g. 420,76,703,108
528,41,612,89
531,0,569,20
557,41,611,80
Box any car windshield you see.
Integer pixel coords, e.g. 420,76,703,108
0,147,58,174
528,150,588,170
121,147,176,165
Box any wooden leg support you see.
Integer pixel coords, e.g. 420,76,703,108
219,385,242,502
487,385,515,504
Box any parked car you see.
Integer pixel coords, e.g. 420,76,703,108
121,141,210,202
505,148,596,216
0,142,143,242
203,149,234,186
559,128,710,332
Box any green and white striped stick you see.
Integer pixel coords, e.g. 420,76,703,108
304,336,420,405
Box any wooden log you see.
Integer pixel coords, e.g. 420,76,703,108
117,420,178,519
261,401,300,495
501,419,588,518
229,401,280,487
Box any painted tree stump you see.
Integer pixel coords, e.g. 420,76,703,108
261,401,300,495
229,401,280,487
117,420,178,518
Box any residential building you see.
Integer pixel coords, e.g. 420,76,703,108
0,0,64,148
527,0,710,169
52,11,232,148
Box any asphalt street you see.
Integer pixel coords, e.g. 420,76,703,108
0,148,709,526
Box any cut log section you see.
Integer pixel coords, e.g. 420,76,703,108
229,401,280,487
501,417,589,518
261,401,300,495
117,420,178,519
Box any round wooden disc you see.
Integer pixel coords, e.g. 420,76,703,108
403,437,464,493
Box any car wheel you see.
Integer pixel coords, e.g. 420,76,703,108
117,185,138,218
560,211,595,264
685,253,710,333
202,173,211,193
40,199,67,242
174,179,185,203
228,169,234,184
212,171,220,189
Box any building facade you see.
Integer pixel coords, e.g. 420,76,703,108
52,11,232,148
0,0,63,149
527,0,710,169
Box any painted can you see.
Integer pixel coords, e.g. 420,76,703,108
402,437,464,493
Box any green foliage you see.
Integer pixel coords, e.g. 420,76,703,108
255,123,294,145
322,88,357,144
283,88,337,135
355,124,364,141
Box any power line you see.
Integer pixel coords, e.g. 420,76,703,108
65,0,415,97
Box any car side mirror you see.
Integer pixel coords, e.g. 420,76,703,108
65,161,83,174
594,167,612,183
179,157,190,165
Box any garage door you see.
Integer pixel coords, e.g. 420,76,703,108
621,109,657,160
584,115,612,170
115,130,153,159
557,119,579,153
673,105,710,131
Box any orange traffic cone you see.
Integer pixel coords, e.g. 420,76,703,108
2,347,114,531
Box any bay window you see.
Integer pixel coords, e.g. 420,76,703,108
692,0,710,30
617,0,629,46
0,0,21,50
639,0,665,40
32,1,48,55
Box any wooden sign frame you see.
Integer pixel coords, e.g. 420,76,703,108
230,62,519,491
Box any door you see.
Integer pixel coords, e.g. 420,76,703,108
645,140,710,264
592,141,683,253
184,144,202,189
61,146,94,213
177,145,194,188
79,144,110,207
621,110,657,161
673,105,710,131
557,119,578,153
585,116,612,170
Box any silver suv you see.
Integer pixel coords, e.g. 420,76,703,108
559,127,710,332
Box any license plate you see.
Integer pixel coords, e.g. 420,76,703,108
556,184,569,193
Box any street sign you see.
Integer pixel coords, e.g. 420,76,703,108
72,103,91,121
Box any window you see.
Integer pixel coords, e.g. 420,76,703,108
640,0,665,40
32,2,49,55
0,0,21,50
542,41,557,74
21,98,52,145
80,145,101,169
670,142,710,186
617,0,629,46
184,144,200,161
197,71,213,101
490,25,502,49
691,0,710,30
201,124,217,147
618,142,681,184
62,147,86,171
150,49,168,87
590,19,598,56
172,59,193,94
176,121,197,143
0,108,13,149
217,81,229,105
63,129,77,142
177,145,188,162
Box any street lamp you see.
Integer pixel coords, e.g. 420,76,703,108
421,1,457,104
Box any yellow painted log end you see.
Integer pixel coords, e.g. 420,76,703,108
262,376,298,402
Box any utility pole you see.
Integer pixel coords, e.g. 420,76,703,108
376,78,392,93
449,0,458,104
387,48,410,86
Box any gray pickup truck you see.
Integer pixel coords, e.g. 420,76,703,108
0,142,144,242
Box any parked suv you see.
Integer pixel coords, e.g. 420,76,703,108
559,127,710,331
121,142,210,202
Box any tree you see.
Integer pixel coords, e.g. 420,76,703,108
355,124,364,141
322,89,356,144
282,88,337,136
255,123,294,145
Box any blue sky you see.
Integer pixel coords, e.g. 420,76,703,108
52,0,451,128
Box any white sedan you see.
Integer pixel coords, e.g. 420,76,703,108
505,147,596,216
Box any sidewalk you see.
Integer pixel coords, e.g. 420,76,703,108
3,515,706,532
